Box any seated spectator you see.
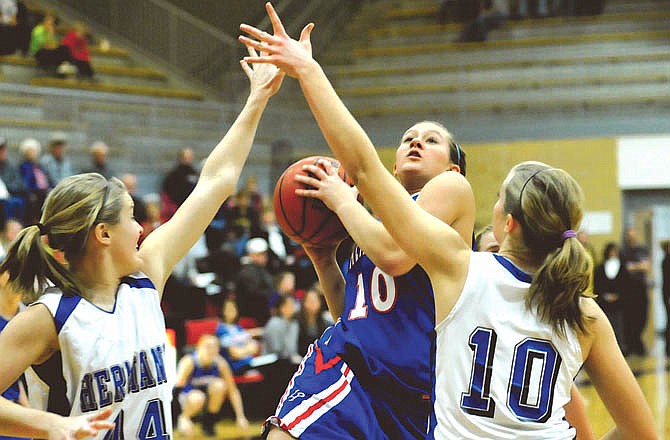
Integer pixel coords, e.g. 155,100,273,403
162,147,198,220
297,285,329,356
251,208,292,273
0,218,22,260
175,335,249,437
140,193,162,243
263,294,300,364
268,271,297,316
0,138,26,222
81,140,115,179
29,14,77,76
61,21,94,79
235,237,274,325
39,131,73,185
215,298,263,375
18,138,50,224
120,173,147,224
0,0,18,55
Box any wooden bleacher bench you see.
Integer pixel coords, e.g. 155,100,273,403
28,77,204,100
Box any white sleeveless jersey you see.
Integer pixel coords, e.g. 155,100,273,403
435,252,582,439
26,273,173,440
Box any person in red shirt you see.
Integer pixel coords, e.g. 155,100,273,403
61,21,94,79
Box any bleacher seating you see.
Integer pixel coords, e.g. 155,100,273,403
321,0,670,122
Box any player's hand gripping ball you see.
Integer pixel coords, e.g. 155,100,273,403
273,156,355,247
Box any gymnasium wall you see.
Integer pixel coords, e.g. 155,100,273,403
379,137,621,260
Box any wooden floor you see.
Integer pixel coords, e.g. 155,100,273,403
175,336,670,439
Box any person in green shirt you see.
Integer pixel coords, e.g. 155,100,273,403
29,14,76,75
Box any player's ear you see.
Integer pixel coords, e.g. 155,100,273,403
504,213,518,234
392,162,398,176
447,163,461,174
93,223,111,244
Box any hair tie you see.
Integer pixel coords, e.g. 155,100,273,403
562,229,577,241
35,222,49,236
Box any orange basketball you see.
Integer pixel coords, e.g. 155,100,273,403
273,156,355,248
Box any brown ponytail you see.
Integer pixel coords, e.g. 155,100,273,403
503,162,594,336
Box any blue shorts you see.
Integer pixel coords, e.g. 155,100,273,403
263,341,390,440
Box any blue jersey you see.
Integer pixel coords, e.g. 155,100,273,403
0,312,21,403
321,193,437,438
183,353,220,393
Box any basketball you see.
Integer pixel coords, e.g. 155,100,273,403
273,156,355,248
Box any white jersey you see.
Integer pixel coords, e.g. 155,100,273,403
26,273,173,439
435,252,582,439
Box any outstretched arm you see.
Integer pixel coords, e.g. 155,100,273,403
139,47,284,294
240,4,470,316
0,401,114,439
297,161,474,276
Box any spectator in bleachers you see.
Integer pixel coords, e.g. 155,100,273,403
235,237,273,325
251,207,291,274
0,218,21,261
216,298,262,375
61,21,94,79
81,140,115,179
14,0,27,56
18,138,50,224
39,131,72,185
263,294,300,363
120,173,147,225
162,148,198,221
175,334,249,437
268,271,297,316
240,175,264,214
458,0,509,43
0,0,17,55
29,13,77,76
139,193,161,243
222,190,262,257
437,0,481,25
297,285,329,356
593,242,626,350
0,139,26,222
621,227,651,356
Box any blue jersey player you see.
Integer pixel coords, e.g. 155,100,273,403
242,5,598,439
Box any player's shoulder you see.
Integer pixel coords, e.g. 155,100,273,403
420,171,473,199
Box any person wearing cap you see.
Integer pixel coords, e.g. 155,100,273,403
235,237,273,325
39,131,72,185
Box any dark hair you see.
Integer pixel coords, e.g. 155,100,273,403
503,162,594,336
449,142,466,177
602,242,618,260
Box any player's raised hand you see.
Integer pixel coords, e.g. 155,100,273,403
240,45,284,99
48,408,115,440
295,161,360,214
239,2,315,79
